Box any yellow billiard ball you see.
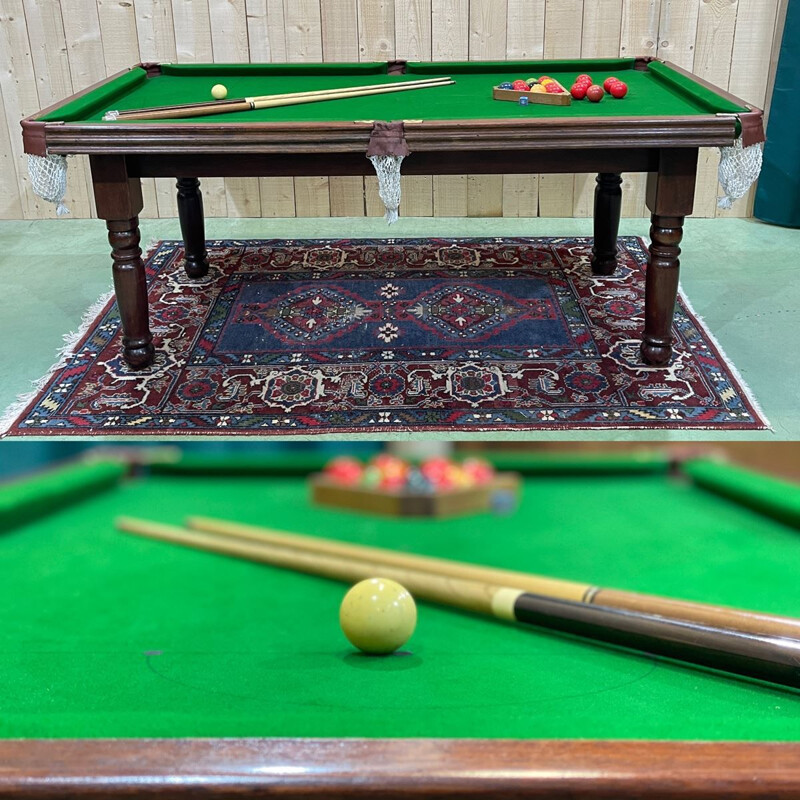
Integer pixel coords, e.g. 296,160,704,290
339,577,417,654
211,84,228,100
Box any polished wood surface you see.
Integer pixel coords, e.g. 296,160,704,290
1,738,799,798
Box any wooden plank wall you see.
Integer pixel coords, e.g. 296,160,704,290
0,0,785,220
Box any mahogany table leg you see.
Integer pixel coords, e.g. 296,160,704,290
90,155,155,369
591,172,622,275
176,177,208,279
641,215,683,366
106,218,155,369
642,149,698,366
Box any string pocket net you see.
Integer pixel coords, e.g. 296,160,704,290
717,138,763,210
28,153,70,216
369,154,405,224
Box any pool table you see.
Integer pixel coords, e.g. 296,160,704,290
2,452,800,797
21,58,764,372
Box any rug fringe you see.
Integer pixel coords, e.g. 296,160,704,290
0,290,117,437
0,239,170,437
677,286,772,431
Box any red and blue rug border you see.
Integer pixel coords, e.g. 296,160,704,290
0,236,769,437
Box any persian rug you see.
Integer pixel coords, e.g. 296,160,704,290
1,237,767,436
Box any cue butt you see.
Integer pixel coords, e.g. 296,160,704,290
511,592,800,689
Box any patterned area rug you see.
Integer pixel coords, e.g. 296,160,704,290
1,237,767,436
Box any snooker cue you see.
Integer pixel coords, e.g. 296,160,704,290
185,515,800,641
116,516,800,689
109,76,452,119
106,78,454,121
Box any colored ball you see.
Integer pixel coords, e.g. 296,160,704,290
586,84,605,102
406,467,433,493
602,77,619,92
379,473,407,491
498,82,514,90
575,73,592,84
529,84,547,94
339,578,417,654
570,83,588,100
211,84,228,100
462,457,495,486
447,464,475,488
512,79,529,91
610,81,628,98
370,453,408,475
545,83,562,93
324,456,363,485
525,78,539,86
420,456,452,482
490,489,517,516
360,464,382,487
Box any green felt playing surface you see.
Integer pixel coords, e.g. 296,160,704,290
39,59,748,125
2,456,799,741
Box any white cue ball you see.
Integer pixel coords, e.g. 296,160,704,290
339,577,417,655
211,84,228,100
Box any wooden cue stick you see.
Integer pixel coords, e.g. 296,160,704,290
116,517,800,689
186,515,800,641
107,78,454,121
110,76,451,119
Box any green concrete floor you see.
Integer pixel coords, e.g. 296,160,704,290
0,216,797,441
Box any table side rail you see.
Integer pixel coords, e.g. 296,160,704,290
1,738,799,798
31,115,740,157
20,66,151,157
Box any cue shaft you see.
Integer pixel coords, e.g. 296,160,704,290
117,517,800,689
186,516,800,640
111,77,452,119
110,78,453,121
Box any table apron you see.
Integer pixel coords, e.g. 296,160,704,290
127,149,662,178
28,115,740,159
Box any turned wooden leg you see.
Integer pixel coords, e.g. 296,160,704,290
176,177,208,279
591,172,622,275
641,214,683,366
643,148,698,366
106,218,155,369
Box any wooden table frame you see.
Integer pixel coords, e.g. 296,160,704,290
2,738,800,797
21,58,760,371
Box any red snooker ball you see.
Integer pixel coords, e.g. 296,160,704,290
603,77,620,92
512,79,529,91
576,73,592,84
462,457,495,486
610,81,628,98
324,456,363,485
586,84,605,102
570,83,588,100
